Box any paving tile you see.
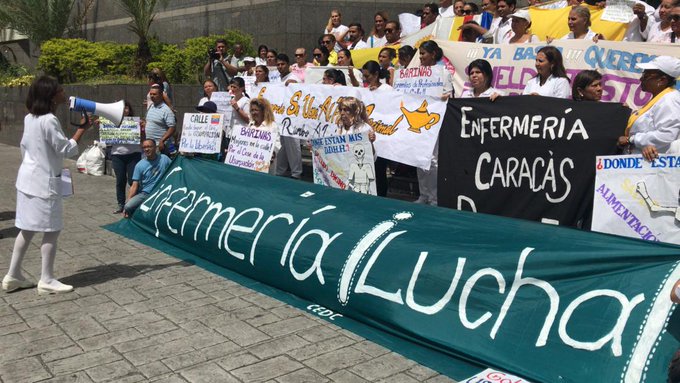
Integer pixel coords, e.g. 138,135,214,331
0,356,51,382
40,371,93,383
84,360,137,382
231,355,303,382
203,317,270,347
257,316,318,337
376,373,421,383
180,362,239,383
0,334,76,364
136,319,179,336
214,351,260,371
276,367,330,383
101,311,163,332
288,335,356,361
78,328,144,351
304,346,373,375
327,369,370,383
247,334,309,359
123,338,195,366
405,364,440,381
47,347,122,376
41,345,85,363
350,352,416,380
137,360,172,379
60,316,108,341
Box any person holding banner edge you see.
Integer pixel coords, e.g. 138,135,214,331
618,56,680,161
415,40,453,205
2,76,91,294
249,98,281,175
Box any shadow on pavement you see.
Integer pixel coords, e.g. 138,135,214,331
60,260,195,288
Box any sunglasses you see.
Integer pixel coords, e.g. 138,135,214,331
295,54,304,57
671,14,680,22
314,53,322,57
463,10,473,14
323,40,333,44
385,28,394,33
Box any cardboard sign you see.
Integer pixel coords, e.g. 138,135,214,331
179,113,223,154
225,125,276,173
98,117,141,145
311,132,377,195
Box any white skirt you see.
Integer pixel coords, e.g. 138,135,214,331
15,190,63,232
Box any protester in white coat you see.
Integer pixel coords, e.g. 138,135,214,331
2,76,90,294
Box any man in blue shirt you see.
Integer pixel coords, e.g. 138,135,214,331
124,139,172,218
145,85,176,155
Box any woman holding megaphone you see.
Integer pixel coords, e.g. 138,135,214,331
2,76,91,294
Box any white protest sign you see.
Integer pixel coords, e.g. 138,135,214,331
254,83,445,170
179,113,223,154
592,154,680,245
210,92,234,129
98,117,141,145
224,126,276,173
393,66,445,97
268,67,281,83
311,133,377,195
601,0,636,23
461,369,533,383
241,75,256,96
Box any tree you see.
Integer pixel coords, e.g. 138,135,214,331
117,0,168,77
0,0,75,46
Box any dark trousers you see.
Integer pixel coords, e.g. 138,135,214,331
111,152,142,207
375,157,389,197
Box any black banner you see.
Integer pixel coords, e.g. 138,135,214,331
438,96,629,226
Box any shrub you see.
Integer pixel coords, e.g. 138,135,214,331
148,30,255,85
39,39,136,83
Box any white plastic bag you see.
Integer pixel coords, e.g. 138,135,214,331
76,147,89,173
85,141,106,176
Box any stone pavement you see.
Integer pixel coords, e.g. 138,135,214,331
0,143,456,383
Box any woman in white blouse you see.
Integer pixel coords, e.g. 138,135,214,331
561,5,604,41
248,97,281,174
3,76,90,294
522,46,571,99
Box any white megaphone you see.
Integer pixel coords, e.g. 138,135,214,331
69,96,125,127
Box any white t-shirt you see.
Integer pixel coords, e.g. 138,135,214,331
348,39,368,50
503,31,541,44
643,20,673,43
561,29,598,40
522,75,571,99
226,97,250,138
325,25,349,52
366,35,387,48
461,87,506,98
629,90,680,153
439,6,454,17
281,72,301,85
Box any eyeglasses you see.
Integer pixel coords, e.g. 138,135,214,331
295,54,304,57
671,14,680,22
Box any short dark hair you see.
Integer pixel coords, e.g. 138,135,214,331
348,22,364,35
26,76,61,116
419,40,444,62
424,3,439,15
324,69,347,85
398,45,416,61
362,60,390,80
276,53,290,64
467,59,494,89
215,39,227,46
572,70,602,100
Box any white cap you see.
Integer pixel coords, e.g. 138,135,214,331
243,56,255,63
636,56,680,78
510,9,531,23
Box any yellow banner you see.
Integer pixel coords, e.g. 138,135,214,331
449,6,627,42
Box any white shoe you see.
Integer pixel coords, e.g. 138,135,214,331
37,280,73,295
2,275,36,292
414,196,428,204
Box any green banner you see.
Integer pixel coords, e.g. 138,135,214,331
120,156,680,382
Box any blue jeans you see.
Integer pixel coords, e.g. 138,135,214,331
124,192,148,217
111,153,141,207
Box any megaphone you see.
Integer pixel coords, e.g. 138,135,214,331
69,97,125,127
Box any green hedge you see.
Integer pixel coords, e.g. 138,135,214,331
39,39,136,83
38,30,255,85
147,30,255,84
